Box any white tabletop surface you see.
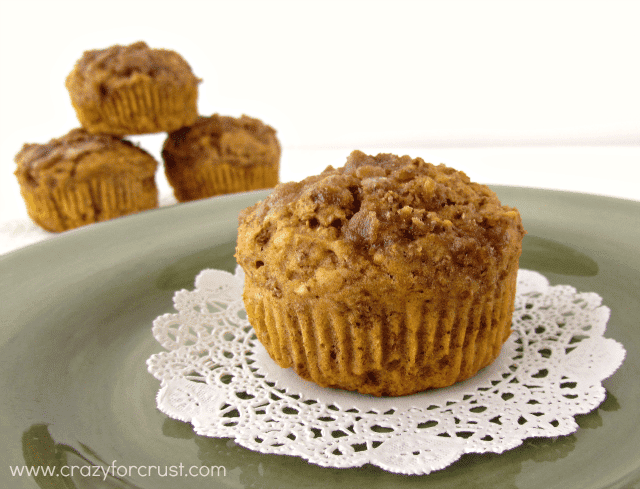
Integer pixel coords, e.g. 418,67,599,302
1,142,638,256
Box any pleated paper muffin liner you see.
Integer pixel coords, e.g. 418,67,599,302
72,79,198,135
243,263,518,397
166,161,279,202
20,174,157,232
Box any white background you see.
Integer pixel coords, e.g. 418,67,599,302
1,0,639,230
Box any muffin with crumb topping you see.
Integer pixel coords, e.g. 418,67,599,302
235,150,526,397
65,41,200,135
14,128,158,232
162,114,280,202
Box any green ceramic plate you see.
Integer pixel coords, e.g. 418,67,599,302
1,187,639,489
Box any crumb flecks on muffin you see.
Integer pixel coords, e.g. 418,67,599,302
162,114,280,202
238,150,524,300
65,41,200,135
236,150,526,396
66,41,200,104
15,129,157,181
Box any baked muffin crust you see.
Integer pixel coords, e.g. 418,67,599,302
66,41,199,105
15,128,157,185
163,114,280,168
237,150,524,302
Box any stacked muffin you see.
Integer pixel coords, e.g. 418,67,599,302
14,41,280,232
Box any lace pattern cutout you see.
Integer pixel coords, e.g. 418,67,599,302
146,267,625,475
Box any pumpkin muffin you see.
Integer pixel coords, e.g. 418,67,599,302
235,150,526,397
65,41,200,135
162,114,280,202
14,128,158,232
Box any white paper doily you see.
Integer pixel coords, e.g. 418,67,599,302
146,267,626,475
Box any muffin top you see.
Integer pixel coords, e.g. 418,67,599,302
163,114,280,168
65,41,200,104
14,128,157,187
236,150,526,300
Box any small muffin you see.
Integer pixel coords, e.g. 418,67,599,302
65,41,200,135
14,128,158,232
162,114,280,202
235,151,526,397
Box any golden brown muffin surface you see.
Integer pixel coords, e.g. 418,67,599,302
15,128,156,184
164,114,280,167
66,41,198,104
237,150,524,302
